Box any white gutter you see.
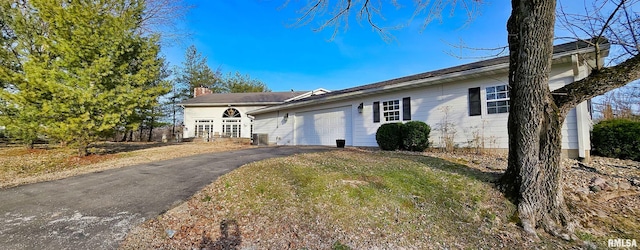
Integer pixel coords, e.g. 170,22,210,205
181,102,285,107
248,65,507,115
248,45,606,116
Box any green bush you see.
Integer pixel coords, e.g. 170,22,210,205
401,121,431,152
591,119,640,161
376,123,404,150
376,121,431,152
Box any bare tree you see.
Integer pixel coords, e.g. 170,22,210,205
285,0,640,239
593,88,639,120
556,0,640,121
287,0,480,41
139,0,192,44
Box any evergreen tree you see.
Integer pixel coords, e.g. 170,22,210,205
0,0,169,155
221,71,271,93
175,45,221,97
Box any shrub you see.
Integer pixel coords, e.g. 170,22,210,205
592,119,640,161
401,121,431,152
376,123,404,150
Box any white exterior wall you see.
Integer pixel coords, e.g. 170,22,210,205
252,61,592,152
251,110,295,145
253,104,357,146
182,105,267,138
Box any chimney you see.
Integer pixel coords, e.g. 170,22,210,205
194,87,212,98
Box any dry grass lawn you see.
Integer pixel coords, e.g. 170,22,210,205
0,140,252,188
120,149,635,249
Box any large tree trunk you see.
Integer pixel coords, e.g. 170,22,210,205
499,0,575,239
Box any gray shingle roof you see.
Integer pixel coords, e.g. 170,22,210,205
285,38,609,104
180,91,309,106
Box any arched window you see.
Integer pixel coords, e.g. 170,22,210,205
222,108,242,137
222,108,241,118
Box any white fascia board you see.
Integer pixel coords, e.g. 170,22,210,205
181,102,283,107
284,88,333,102
552,45,609,61
248,62,510,115
249,46,605,116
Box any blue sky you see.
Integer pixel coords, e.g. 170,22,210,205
161,1,531,92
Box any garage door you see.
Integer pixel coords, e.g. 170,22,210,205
295,106,352,146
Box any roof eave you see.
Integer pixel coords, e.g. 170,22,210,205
247,63,510,115
248,46,606,116
181,102,283,107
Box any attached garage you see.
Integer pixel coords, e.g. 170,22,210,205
247,40,601,158
295,106,352,146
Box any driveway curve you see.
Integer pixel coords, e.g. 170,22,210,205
0,146,336,249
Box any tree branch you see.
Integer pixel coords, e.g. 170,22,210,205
553,52,640,114
290,0,479,42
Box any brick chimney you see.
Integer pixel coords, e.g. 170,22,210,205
194,87,212,97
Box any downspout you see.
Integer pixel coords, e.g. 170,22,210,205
572,54,590,161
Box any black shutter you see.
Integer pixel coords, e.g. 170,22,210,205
373,101,380,123
468,87,481,116
402,97,411,121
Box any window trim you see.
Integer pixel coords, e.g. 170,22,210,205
194,119,215,138
485,84,510,115
220,108,242,137
382,99,401,122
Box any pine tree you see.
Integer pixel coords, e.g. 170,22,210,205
0,0,169,155
221,71,271,93
175,45,221,97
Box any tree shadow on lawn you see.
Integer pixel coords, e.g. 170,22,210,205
386,153,504,185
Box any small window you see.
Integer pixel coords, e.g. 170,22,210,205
222,108,241,118
382,100,400,121
486,85,510,114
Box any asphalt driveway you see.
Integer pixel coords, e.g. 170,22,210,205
0,146,335,249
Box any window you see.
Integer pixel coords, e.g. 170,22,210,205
195,119,214,138
222,108,242,137
222,120,241,137
222,108,241,118
382,100,400,121
486,85,510,114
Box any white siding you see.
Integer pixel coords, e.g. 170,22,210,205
251,110,295,145
182,105,267,139
252,62,590,151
